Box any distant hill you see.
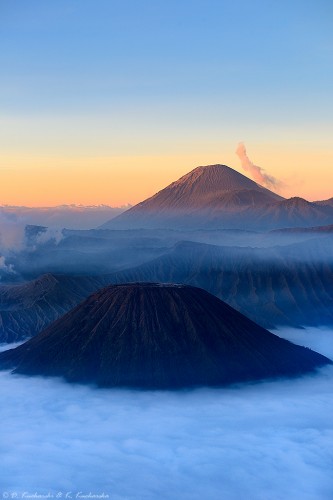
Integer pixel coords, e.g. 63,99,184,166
255,197,333,228
0,274,107,342
0,283,330,388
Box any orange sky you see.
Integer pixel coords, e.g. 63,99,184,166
1,146,333,207
1,2,332,208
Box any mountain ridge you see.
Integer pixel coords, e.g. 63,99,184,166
0,273,107,342
109,239,333,328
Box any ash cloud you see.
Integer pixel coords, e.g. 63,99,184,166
236,142,281,191
0,328,332,498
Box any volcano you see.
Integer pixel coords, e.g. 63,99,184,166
0,283,330,388
101,164,333,230
102,164,283,230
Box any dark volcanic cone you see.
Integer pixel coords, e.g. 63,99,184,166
0,283,330,388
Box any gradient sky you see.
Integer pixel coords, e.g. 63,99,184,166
1,0,332,206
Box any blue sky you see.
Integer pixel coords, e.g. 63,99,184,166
1,0,332,117
0,0,332,204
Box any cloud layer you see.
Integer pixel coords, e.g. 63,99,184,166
0,329,332,499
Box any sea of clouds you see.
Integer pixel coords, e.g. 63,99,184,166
0,328,332,499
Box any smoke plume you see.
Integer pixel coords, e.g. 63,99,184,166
236,142,281,190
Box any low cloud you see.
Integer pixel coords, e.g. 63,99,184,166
0,212,26,253
0,212,64,277
274,326,333,360
1,205,131,230
35,227,64,246
236,142,282,191
0,255,15,276
0,328,332,498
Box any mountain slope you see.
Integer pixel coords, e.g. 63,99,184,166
102,164,284,229
109,240,333,328
256,197,333,228
315,197,333,208
0,283,330,388
3,235,333,343
0,274,107,342
132,164,282,209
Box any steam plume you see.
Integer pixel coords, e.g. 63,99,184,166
236,142,280,190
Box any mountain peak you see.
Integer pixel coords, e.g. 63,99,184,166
102,163,284,229
164,164,265,196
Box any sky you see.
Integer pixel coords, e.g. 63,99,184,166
0,327,333,498
0,0,333,206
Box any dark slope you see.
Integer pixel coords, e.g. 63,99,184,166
0,274,107,342
272,224,333,234
102,164,284,230
109,240,333,328
0,283,330,389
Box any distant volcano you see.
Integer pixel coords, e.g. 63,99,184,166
102,164,283,229
0,283,330,388
101,164,333,230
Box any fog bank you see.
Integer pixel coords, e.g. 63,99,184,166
0,329,332,499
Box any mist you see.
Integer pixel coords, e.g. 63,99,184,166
274,327,333,359
0,213,26,252
0,214,65,280
0,328,332,499
0,206,129,231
